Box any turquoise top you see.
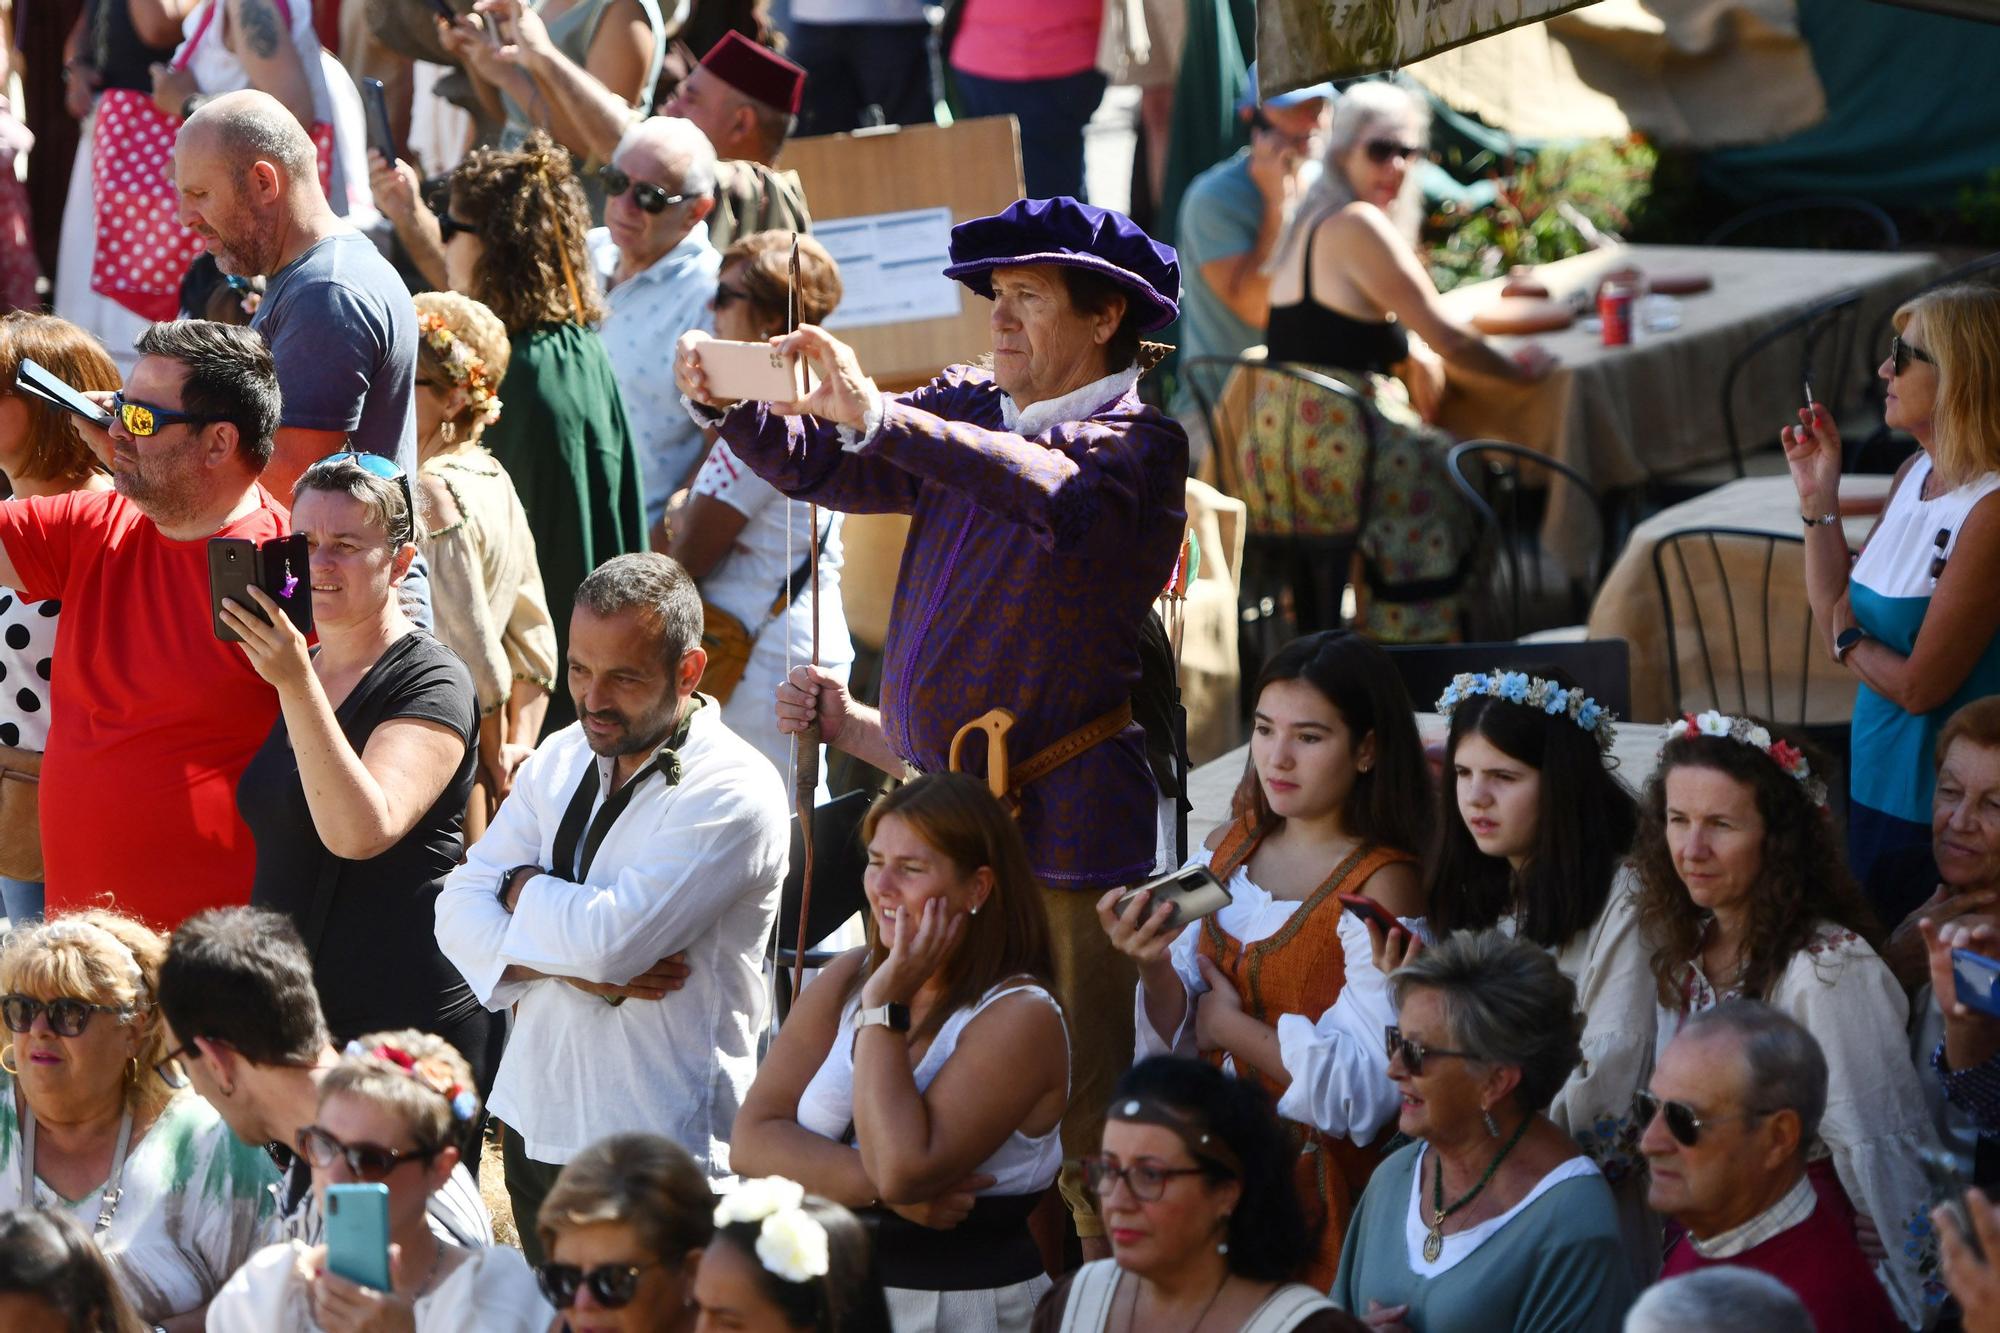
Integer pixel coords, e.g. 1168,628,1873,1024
1847,456,2000,822
1333,1140,1633,1333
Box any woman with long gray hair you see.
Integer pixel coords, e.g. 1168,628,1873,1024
1248,81,1555,643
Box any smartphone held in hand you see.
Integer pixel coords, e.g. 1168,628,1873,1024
324,1183,394,1292
208,534,312,642
697,339,810,404
1114,865,1232,931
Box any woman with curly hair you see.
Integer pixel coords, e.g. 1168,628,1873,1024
438,133,647,735
410,290,558,836
1635,715,1940,1326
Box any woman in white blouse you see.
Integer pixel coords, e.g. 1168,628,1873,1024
1634,713,1939,1326
208,1028,551,1332
1099,630,1431,1287
731,773,1069,1333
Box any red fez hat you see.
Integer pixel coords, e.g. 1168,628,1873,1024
701,30,806,116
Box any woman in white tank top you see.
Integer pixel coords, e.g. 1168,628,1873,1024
731,773,1071,1333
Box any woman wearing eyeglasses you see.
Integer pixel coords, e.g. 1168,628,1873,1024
667,230,854,780
1034,1056,1359,1332
208,1029,551,1332
0,313,120,927
229,455,497,1102
1249,81,1552,643
535,1133,714,1333
1634,719,1938,1327
437,132,649,736
1333,930,1632,1333
1784,284,2000,888
0,910,280,1330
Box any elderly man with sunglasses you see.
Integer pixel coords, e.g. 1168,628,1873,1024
1643,1001,1901,1333
587,116,724,534
0,319,294,928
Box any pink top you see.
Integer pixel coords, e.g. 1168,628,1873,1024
949,0,1100,81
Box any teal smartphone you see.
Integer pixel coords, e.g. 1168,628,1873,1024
324,1183,393,1292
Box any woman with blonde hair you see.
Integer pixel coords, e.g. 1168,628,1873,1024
535,1132,714,1332
435,132,647,735
1785,282,2000,883
732,772,1069,1333
0,313,118,924
410,290,557,834
1252,80,1553,643
0,909,278,1328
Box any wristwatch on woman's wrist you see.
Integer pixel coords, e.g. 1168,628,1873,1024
1835,626,1868,662
853,1002,910,1034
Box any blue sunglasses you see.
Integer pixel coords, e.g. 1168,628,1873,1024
315,450,416,544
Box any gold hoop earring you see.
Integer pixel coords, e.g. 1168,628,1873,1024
127,1056,141,1086
0,1045,16,1076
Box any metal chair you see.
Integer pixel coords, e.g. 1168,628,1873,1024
772,789,872,1018
1446,441,1616,640
1386,639,1632,720
1181,356,1382,702
1705,195,1901,252
1650,527,1848,794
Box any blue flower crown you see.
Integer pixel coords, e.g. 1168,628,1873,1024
1435,671,1618,752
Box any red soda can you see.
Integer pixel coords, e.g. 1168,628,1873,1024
1598,282,1635,347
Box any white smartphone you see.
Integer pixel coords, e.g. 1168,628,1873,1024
697,339,808,403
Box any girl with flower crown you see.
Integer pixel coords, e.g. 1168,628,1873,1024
207,1028,552,1332
1099,630,1431,1287
1633,716,1941,1326
408,290,558,838
698,1179,891,1333
1423,665,1658,1283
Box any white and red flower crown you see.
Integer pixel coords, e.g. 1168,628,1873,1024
1661,711,1828,806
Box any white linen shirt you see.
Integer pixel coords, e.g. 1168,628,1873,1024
434,700,788,1174
591,222,722,525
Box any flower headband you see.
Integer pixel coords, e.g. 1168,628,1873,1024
1662,711,1828,806
1435,671,1617,753
713,1177,830,1285
342,1040,480,1124
416,311,503,426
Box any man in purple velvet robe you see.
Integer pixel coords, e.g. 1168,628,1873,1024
676,197,1188,1247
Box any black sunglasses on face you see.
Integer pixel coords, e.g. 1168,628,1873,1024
1079,1153,1211,1202
713,281,754,310
598,165,692,215
154,1037,197,1090
1363,138,1422,165
1384,1024,1475,1076
0,993,134,1038
1891,333,1936,377
535,1260,661,1309
294,1124,441,1182
1634,1089,1769,1148
436,212,478,244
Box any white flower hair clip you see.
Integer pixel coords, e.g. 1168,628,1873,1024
1662,711,1828,806
1435,670,1617,753
713,1177,830,1285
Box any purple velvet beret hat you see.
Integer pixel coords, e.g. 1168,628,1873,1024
942,197,1181,333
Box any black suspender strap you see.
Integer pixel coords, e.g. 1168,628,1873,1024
548,701,701,882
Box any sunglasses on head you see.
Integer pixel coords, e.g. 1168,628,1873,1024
1633,1089,1769,1148
108,393,219,438
1363,138,1422,165
1891,333,1936,377
318,450,416,544
294,1124,440,1182
1384,1024,1475,1076
0,993,134,1038
534,1260,662,1309
598,165,693,215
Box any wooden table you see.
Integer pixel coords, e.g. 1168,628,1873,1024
1435,243,1939,571
1186,711,1665,852
1586,473,1891,722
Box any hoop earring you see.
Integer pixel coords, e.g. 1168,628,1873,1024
0,1045,15,1076
127,1056,141,1086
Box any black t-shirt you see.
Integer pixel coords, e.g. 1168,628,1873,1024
239,632,480,1037
87,0,179,93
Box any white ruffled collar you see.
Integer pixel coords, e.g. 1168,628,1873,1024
1001,366,1141,437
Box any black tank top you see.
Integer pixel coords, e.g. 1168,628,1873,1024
1265,220,1411,376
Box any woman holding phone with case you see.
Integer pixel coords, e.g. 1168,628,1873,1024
1634,717,1939,1324
731,773,1068,1333
227,456,497,1102
208,1029,551,1332
1097,630,1430,1285
0,314,119,927
1424,666,1656,1280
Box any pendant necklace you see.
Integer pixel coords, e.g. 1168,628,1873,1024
1424,1113,1532,1263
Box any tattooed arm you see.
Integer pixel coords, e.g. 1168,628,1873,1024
226,0,314,128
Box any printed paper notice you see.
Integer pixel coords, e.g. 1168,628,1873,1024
817,207,963,331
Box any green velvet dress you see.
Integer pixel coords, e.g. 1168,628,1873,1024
1332,1140,1635,1333
481,321,648,734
